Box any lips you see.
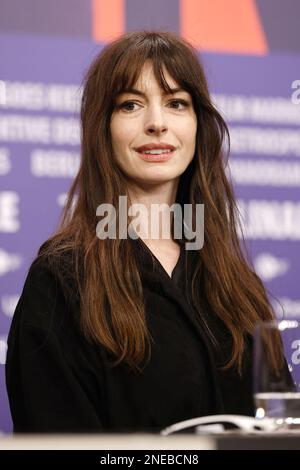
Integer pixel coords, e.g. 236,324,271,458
137,152,174,162
134,143,176,162
135,143,176,153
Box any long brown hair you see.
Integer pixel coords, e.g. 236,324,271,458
39,31,283,374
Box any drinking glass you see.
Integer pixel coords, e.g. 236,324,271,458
253,319,300,429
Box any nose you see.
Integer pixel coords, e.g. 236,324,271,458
144,105,168,135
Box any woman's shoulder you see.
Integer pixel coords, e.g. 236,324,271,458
27,241,78,294
18,240,81,325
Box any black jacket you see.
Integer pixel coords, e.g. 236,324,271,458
6,238,254,433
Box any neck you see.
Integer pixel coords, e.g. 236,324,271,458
128,180,179,242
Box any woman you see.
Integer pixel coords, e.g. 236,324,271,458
6,31,283,433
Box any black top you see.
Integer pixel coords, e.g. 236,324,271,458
5,238,255,433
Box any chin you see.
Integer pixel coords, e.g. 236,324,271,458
135,173,181,186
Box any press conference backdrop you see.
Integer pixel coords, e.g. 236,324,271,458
1,0,300,433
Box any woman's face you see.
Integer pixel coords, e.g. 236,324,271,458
110,61,197,189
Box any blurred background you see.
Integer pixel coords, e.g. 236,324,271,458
1,0,300,433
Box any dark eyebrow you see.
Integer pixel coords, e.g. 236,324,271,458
118,87,186,97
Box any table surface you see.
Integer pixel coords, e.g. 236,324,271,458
1,431,300,450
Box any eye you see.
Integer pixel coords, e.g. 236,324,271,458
168,99,189,110
118,101,141,112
